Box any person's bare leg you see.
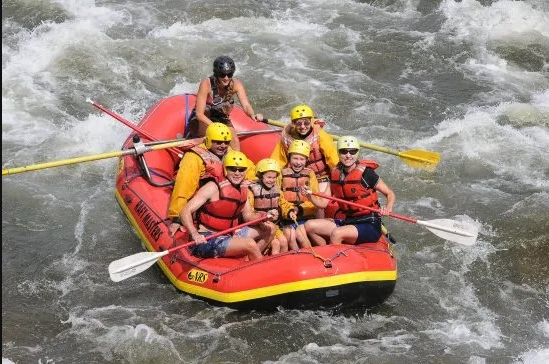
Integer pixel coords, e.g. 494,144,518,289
284,226,299,251
304,219,335,246
330,225,359,245
295,225,309,249
277,233,289,253
269,239,281,255
225,237,263,260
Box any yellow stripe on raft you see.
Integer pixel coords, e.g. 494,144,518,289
115,189,397,303
169,269,398,303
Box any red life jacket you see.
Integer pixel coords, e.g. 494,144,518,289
281,167,313,205
281,124,330,179
191,146,224,184
330,160,380,217
197,179,248,231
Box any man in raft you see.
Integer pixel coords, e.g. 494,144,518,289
168,122,255,236
179,151,278,260
270,104,339,218
280,140,329,250
304,136,396,245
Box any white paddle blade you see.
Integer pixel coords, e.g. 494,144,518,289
417,219,479,246
108,251,169,282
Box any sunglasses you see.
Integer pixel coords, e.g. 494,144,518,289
218,72,234,79
227,166,247,173
339,149,359,155
212,140,230,145
293,120,311,127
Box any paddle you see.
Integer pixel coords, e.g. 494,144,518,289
311,192,478,246
108,214,270,282
88,98,186,158
89,99,282,154
264,119,441,169
2,138,203,176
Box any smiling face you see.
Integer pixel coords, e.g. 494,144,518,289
209,140,230,157
289,153,307,172
225,166,246,184
216,72,233,88
292,117,312,137
338,148,359,167
260,171,278,189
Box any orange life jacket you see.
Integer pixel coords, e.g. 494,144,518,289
249,181,280,212
281,124,330,179
191,146,224,185
330,160,380,217
197,179,247,231
281,167,312,205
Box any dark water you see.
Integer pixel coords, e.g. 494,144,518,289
2,0,548,363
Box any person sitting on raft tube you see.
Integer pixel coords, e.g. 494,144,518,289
179,151,277,261
168,122,255,236
304,136,395,246
270,104,339,218
280,140,329,250
248,158,293,255
187,55,264,151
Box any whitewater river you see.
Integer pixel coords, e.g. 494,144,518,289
2,0,548,363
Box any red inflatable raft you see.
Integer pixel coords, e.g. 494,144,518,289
113,94,397,310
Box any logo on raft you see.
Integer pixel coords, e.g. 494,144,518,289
187,269,208,283
134,200,164,242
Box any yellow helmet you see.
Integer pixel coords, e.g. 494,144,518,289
337,136,360,151
287,140,311,157
290,104,314,121
204,122,232,149
255,158,281,176
223,150,248,175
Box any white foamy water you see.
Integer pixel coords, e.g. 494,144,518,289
3,1,548,363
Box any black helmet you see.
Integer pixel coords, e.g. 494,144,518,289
213,56,236,76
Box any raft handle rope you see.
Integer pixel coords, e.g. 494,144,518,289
292,216,329,265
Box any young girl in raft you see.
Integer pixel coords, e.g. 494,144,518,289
247,158,291,255
279,140,329,250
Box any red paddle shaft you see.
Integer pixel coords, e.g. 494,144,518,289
89,100,188,157
167,214,270,254
311,192,416,223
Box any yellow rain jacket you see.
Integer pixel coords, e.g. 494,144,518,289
167,144,256,220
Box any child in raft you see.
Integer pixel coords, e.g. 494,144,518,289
279,140,329,250
247,158,293,255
